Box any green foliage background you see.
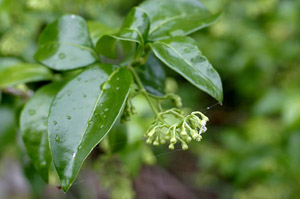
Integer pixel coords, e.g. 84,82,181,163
0,0,299,198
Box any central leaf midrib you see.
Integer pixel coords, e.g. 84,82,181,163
75,67,121,156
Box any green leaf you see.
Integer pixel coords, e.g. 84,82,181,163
95,7,150,62
150,36,223,102
35,15,97,71
0,63,53,89
119,7,150,42
87,21,117,46
139,0,220,41
48,64,133,191
136,52,166,96
20,82,63,182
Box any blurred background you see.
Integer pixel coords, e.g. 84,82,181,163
0,0,299,198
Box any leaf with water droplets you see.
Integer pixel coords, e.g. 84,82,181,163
35,15,97,71
139,0,221,41
20,82,63,182
48,63,133,191
150,36,223,102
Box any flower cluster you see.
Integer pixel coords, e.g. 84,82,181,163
145,108,209,150
121,96,136,122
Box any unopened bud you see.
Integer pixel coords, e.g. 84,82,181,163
146,138,153,144
170,137,177,144
153,137,160,146
181,128,188,136
182,143,189,150
169,144,175,150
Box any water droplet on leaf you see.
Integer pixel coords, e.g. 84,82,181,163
59,53,66,59
55,135,60,142
28,109,36,115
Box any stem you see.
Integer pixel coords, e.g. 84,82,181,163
128,66,164,122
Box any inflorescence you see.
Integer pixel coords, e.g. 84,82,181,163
145,108,209,150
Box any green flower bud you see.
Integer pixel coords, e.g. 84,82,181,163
153,137,160,146
173,95,182,107
170,137,177,144
197,135,202,142
182,142,189,150
191,130,198,140
185,136,192,142
146,137,153,144
131,106,137,114
147,128,156,137
169,143,175,150
180,127,188,136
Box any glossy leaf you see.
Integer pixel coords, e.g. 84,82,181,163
20,82,63,182
95,7,150,61
48,64,133,191
139,0,220,41
0,63,53,89
136,52,166,96
120,7,150,42
150,36,223,102
87,21,117,46
35,15,97,71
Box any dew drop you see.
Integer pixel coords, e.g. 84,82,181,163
100,103,103,107
59,53,66,59
55,135,60,143
78,145,82,150
72,153,76,158
41,161,46,166
103,115,106,118
28,109,36,116
116,77,120,81
67,115,71,120
104,108,109,112
53,120,58,125
100,124,104,129
116,87,120,90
